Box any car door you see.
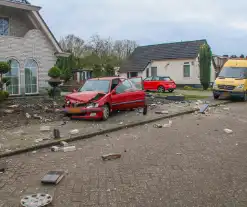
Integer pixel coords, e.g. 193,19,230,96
111,79,135,111
143,77,153,90
128,77,146,108
150,76,160,90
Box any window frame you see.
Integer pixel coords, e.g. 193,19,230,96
5,59,20,95
127,71,138,78
115,79,132,94
144,76,153,81
183,62,190,78
0,17,9,36
24,59,39,94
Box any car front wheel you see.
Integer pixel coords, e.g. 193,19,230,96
157,86,165,93
213,94,220,100
102,104,110,120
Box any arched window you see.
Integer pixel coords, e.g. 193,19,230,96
5,59,20,95
24,59,38,94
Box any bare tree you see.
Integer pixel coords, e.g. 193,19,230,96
59,34,85,57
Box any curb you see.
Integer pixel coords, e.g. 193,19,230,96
0,100,231,159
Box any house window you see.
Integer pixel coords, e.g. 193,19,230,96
183,62,190,77
5,59,20,95
24,59,38,94
0,18,9,36
146,68,149,77
127,72,138,78
151,67,157,76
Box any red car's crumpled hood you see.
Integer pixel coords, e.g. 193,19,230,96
65,91,106,103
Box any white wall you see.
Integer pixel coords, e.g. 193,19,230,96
120,59,215,85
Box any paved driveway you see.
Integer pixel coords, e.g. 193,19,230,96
1,102,247,206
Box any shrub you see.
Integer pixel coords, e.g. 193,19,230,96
0,90,9,102
48,66,61,78
0,62,11,75
47,88,61,97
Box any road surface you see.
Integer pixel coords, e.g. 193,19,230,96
1,102,247,207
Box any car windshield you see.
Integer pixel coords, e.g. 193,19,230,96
78,80,110,93
219,67,247,79
129,78,142,90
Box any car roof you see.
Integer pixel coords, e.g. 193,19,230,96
89,77,125,81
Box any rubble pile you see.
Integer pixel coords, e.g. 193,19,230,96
0,97,64,129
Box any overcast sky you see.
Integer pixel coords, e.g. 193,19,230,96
31,0,247,55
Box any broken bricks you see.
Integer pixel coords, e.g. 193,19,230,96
153,120,172,128
102,153,121,161
40,126,51,132
53,129,61,139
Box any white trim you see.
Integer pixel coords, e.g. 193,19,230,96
0,0,41,11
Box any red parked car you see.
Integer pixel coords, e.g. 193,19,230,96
63,77,147,120
143,76,176,93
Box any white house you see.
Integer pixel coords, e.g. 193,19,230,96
119,39,215,87
0,0,68,96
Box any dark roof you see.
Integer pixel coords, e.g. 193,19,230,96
120,39,207,73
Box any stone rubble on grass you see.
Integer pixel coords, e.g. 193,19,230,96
35,138,43,143
25,113,31,119
33,114,43,120
224,128,233,134
223,107,230,111
70,129,79,135
8,104,19,109
4,109,15,114
40,126,51,132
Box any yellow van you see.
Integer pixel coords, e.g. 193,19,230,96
213,59,247,101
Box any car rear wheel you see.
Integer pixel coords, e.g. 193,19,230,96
157,86,165,93
102,104,110,121
213,94,220,100
168,89,174,93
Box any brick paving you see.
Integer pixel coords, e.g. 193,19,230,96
1,102,247,206
0,100,207,153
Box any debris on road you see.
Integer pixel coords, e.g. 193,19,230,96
20,193,53,207
224,128,233,134
119,122,124,125
53,128,61,139
102,153,121,161
4,109,14,114
51,146,60,152
223,107,230,111
41,171,65,185
8,104,19,109
199,104,209,114
163,120,173,128
153,124,163,128
70,129,79,135
40,126,51,132
155,110,169,115
60,141,69,147
33,114,43,120
63,146,76,152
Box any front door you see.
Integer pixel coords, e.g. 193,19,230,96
111,79,134,110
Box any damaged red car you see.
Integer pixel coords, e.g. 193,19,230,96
63,77,147,120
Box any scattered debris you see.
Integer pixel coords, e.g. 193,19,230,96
163,120,173,128
20,193,53,207
153,124,163,128
155,110,169,115
0,162,6,173
102,153,121,161
41,171,65,185
40,126,51,132
196,100,203,105
176,153,182,155
4,109,14,114
33,114,43,120
8,104,19,109
60,141,69,147
70,129,79,135
223,107,230,111
224,128,233,134
119,122,123,125
25,113,31,119
166,96,185,101
35,138,43,143
53,128,61,139
32,151,37,154
51,146,60,152
63,146,76,152
199,104,209,114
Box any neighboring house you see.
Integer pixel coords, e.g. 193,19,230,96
72,68,93,84
119,39,215,86
0,0,68,96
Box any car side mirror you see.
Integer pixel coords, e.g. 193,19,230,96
112,90,116,95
